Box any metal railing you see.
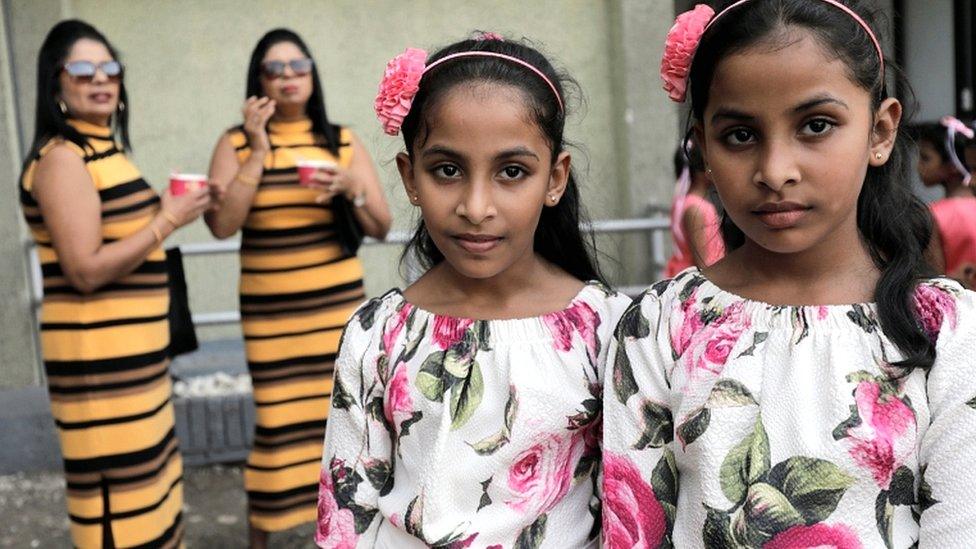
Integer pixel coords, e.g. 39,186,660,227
27,215,672,327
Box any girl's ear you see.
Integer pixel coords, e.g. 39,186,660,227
869,98,902,167
396,152,419,205
546,151,571,206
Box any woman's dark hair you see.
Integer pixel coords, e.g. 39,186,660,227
398,35,605,284
687,0,935,370
23,19,130,166
244,29,341,155
911,121,971,170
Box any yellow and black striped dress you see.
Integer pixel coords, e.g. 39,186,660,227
19,119,183,548
228,119,366,531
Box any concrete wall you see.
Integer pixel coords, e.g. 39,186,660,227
0,1,679,386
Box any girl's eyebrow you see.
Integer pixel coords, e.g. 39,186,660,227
793,94,849,113
495,147,539,161
711,108,755,124
422,145,463,159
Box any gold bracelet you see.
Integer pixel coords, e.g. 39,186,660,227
150,225,164,245
161,210,179,228
235,172,260,187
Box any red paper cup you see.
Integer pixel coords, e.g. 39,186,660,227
169,173,208,196
296,159,337,186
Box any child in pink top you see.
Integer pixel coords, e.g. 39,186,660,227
663,143,725,277
916,117,976,284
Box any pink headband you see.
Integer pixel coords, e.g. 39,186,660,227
662,0,885,103
941,115,975,186
375,41,563,136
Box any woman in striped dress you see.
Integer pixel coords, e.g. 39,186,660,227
206,28,391,547
19,20,211,548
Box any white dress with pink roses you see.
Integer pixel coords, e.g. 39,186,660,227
317,282,631,548
603,268,976,549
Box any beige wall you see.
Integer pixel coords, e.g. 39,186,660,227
1,0,678,384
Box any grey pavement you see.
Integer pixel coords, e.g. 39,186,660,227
0,464,316,548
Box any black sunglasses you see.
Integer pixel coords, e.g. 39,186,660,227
62,60,124,83
261,58,313,79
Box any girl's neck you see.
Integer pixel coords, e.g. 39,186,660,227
408,253,581,319
710,216,879,306
943,178,973,198
272,105,307,122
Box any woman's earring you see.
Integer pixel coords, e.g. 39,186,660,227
58,100,67,115
548,194,557,204
411,195,419,204
118,100,125,113
875,152,883,160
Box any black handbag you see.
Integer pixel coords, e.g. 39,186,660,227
332,195,365,256
165,247,199,358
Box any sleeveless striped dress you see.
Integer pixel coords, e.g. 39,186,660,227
228,119,366,532
19,119,183,548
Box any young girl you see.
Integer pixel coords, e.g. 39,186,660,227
663,142,725,277
604,1,976,547
316,34,631,548
915,118,976,284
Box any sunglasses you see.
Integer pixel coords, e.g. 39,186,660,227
261,58,313,79
62,60,124,83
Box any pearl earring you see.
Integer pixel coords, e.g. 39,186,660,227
875,152,883,160
59,100,67,115
548,194,557,203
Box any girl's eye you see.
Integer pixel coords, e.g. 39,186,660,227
801,118,834,136
433,164,461,178
723,128,756,146
500,166,526,180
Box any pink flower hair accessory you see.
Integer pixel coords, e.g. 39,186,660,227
941,115,975,185
375,47,428,136
661,4,715,103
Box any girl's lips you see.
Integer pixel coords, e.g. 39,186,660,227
281,85,299,94
89,92,113,103
453,234,503,254
754,207,810,229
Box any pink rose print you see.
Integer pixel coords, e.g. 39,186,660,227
763,523,862,549
506,433,585,516
384,363,414,432
844,381,916,489
432,316,474,350
316,468,358,549
913,284,958,344
661,4,715,102
681,301,751,383
382,303,413,354
669,292,703,358
375,47,427,135
544,301,601,364
602,452,666,549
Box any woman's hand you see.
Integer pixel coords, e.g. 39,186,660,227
242,96,276,153
159,186,211,228
306,166,364,205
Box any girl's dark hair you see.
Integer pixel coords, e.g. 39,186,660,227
687,0,936,370
23,19,130,166
245,29,341,155
911,121,971,169
674,140,707,179
398,36,605,284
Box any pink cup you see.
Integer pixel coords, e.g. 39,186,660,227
296,159,337,186
169,173,208,196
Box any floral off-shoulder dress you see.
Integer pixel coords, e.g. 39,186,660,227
603,268,976,549
316,282,631,548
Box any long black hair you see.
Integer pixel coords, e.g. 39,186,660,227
23,19,130,167
244,29,341,155
398,35,605,284
687,0,935,370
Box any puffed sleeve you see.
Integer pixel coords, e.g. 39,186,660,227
316,296,394,548
916,283,976,547
602,288,678,548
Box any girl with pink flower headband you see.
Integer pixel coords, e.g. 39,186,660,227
605,1,976,547
316,32,631,548
914,117,976,287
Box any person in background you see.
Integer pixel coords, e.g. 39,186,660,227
663,141,725,277
18,19,209,548
915,117,976,285
205,28,391,548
